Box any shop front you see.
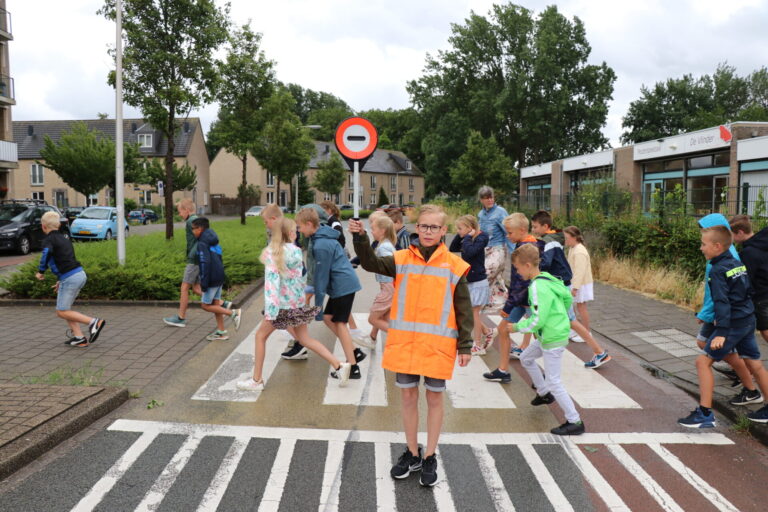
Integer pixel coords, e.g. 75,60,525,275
520,162,552,211
737,135,768,216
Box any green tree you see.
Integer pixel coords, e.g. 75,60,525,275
284,83,352,124
38,121,142,197
449,130,516,196
306,106,355,141
357,108,424,168
408,4,615,197
100,0,230,239
298,173,315,206
138,159,197,193
377,187,389,207
313,153,346,197
211,23,275,224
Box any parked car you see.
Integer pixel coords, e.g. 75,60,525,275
127,208,159,224
71,206,129,241
0,199,70,255
63,206,86,226
376,203,405,214
245,205,264,217
339,204,354,211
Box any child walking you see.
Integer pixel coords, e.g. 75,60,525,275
367,214,397,343
449,215,494,355
508,243,585,436
350,204,473,487
563,226,594,341
237,218,351,390
192,217,242,340
163,198,203,327
36,211,105,347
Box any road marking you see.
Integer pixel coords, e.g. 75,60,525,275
258,438,296,512
560,440,629,511
471,443,516,512
433,458,458,512
196,437,249,512
192,324,290,402
318,440,345,512
607,444,684,512
374,442,397,512
71,430,158,512
648,443,740,512
518,444,575,512
323,313,388,406
447,354,517,408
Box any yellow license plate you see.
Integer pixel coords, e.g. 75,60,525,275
79,230,92,235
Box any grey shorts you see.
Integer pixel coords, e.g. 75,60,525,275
395,372,446,392
182,264,200,285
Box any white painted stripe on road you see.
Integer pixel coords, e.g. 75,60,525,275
196,437,249,512
648,443,740,512
447,354,517,408
607,444,684,512
134,433,203,512
192,324,290,402
518,444,574,512
71,430,158,512
323,314,387,406
433,460,458,512
471,443,516,512
258,438,297,512
108,420,734,446
374,442,397,512
560,441,629,512
318,440,345,512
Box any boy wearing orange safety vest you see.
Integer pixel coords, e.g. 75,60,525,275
350,204,474,487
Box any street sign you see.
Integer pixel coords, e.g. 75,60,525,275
157,181,164,196
334,117,378,219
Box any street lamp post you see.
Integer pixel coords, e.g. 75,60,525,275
115,0,125,265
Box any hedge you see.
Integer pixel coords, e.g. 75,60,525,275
1,218,266,301
340,210,373,220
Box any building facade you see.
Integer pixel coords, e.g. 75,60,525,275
0,0,17,198
10,118,211,213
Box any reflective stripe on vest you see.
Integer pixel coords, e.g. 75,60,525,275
389,319,459,339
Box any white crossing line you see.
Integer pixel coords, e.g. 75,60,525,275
471,443,516,512
447,354,517,408
648,443,740,512
323,313,388,406
71,430,158,512
192,324,291,402
559,440,629,511
607,444,684,512
374,442,397,512
433,458,458,512
318,440,345,512
196,437,249,512
518,444,575,512
258,438,297,512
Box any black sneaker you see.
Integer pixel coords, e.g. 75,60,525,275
390,446,422,479
88,318,106,344
354,348,367,364
420,454,439,487
350,364,362,379
531,392,555,406
483,368,511,383
551,420,585,436
730,387,763,405
281,343,308,360
67,336,88,348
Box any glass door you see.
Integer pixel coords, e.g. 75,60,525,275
643,180,662,212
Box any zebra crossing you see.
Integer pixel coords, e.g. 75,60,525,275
193,313,641,410
0,419,740,512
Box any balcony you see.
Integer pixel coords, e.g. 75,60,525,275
0,74,14,105
0,139,18,168
0,8,11,40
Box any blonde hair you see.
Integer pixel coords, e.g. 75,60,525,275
260,217,296,274
41,211,61,229
702,225,733,249
320,200,339,217
368,210,387,222
177,198,196,213
503,213,529,231
456,215,480,239
417,204,447,225
511,243,540,266
261,203,283,220
372,215,396,245
295,207,319,227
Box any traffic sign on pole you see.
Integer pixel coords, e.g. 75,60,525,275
334,117,378,219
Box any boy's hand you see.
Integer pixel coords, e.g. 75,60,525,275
35,272,44,281
457,354,471,367
710,336,726,350
52,281,59,293
348,219,364,234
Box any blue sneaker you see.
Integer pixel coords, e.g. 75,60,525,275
483,368,511,383
678,407,716,428
510,347,523,359
163,314,186,327
747,404,768,424
584,352,612,369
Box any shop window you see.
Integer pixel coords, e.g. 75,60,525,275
688,155,713,169
688,175,728,215
664,159,684,171
714,153,730,166
643,161,663,174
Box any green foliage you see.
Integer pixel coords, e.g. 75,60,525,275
340,210,373,220
306,106,356,142
283,83,352,124
139,159,197,192
298,173,315,206
358,108,424,171
313,153,346,196
377,187,389,207
124,198,138,212
449,130,516,196
237,183,261,206
17,361,106,386
2,218,265,300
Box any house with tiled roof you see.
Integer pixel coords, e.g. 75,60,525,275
8,118,210,212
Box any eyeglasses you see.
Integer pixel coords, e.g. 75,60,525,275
416,224,443,234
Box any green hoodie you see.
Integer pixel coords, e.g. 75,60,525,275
516,271,572,348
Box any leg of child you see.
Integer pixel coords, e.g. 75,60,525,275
520,339,547,392
743,358,768,399
202,299,233,318
424,389,444,457
323,316,357,364
401,387,420,456
542,346,581,423
368,309,389,335
723,353,756,390
576,302,591,333
472,306,483,348
571,319,605,356
178,281,192,319
252,319,276,382
56,310,92,338
292,324,344,369
695,354,716,407
497,319,511,372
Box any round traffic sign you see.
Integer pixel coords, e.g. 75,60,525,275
334,117,378,161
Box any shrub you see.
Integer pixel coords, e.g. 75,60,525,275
2,218,266,300
340,210,372,220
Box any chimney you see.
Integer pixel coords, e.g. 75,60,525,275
183,121,190,133
131,123,137,133
27,125,34,136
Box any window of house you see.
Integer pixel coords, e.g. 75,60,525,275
409,178,414,191
30,163,44,186
139,190,152,205
32,191,44,201
370,194,376,205
390,176,397,191
266,172,275,187
348,175,354,188
714,152,730,166
333,193,340,203
279,191,286,206
266,191,275,204
88,193,99,206
348,192,354,203
324,193,331,201
688,155,713,169
370,175,377,189
406,160,412,171
138,134,153,148
409,194,414,203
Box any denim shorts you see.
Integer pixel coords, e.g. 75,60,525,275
506,305,530,323
395,372,446,392
57,270,87,311
705,317,761,361
201,285,223,305
697,322,715,342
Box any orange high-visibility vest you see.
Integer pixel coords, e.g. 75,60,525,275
383,243,470,380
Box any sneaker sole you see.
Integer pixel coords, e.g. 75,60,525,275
730,396,763,406
483,377,511,383
282,351,309,360
678,421,716,428
551,428,585,436
352,338,376,349
419,474,438,487
392,465,422,479
163,319,187,327
588,355,612,369
748,417,768,424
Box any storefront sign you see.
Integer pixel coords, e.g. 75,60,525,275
634,125,731,161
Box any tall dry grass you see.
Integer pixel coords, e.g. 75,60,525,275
593,253,704,311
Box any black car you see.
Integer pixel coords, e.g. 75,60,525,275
127,208,159,224
0,200,70,255
63,206,86,226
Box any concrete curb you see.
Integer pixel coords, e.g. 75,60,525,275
0,387,130,481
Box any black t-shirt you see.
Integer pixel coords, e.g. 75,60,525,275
38,230,81,277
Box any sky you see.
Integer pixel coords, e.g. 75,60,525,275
8,0,768,149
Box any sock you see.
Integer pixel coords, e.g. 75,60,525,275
700,406,712,416
88,318,96,328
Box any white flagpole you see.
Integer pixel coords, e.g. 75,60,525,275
115,0,125,265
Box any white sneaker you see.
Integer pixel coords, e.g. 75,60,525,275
571,334,585,343
351,331,376,349
237,378,264,391
333,362,352,387
231,308,242,331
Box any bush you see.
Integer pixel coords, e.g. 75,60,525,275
340,210,372,220
2,218,266,300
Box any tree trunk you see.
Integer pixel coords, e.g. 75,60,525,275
240,155,247,225
165,106,177,240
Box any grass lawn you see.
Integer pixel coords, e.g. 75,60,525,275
1,217,266,301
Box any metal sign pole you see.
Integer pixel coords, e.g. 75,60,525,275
353,161,360,219
115,0,125,265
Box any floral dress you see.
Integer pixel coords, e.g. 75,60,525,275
263,244,321,329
